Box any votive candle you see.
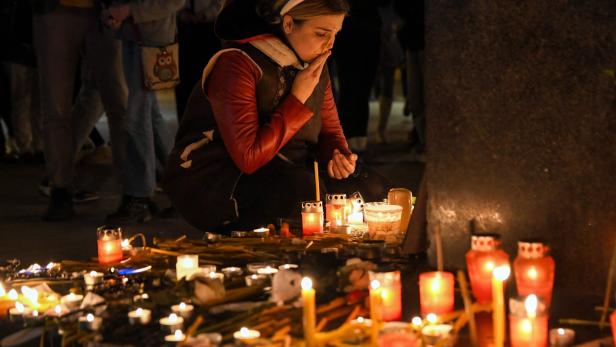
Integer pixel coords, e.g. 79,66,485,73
419,271,455,315
176,254,199,280
128,307,152,325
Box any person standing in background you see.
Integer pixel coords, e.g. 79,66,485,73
103,0,185,224
331,0,381,152
175,0,223,120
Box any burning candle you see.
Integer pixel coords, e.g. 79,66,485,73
369,279,382,346
279,264,298,271
257,266,279,276
549,328,575,346
97,225,123,265
514,240,555,307
364,202,403,245
253,227,270,237
326,194,347,226
370,271,402,321
171,302,194,319
345,196,364,224
233,327,260,345
245,274,268,287
176,254,199,280
466,234,510,304
509,295,548,347
128,307,152,325
378,321,420,347
159,313,184,332
84,271,104,286
421,324,453,346
492,265,510,347
9,302,30,322
164,330,186,345
611,311,616,347
79,313,103,331
301,277,316,347
419,271,455,315
301,201,324,236
221,267,243,278
60,292,84,311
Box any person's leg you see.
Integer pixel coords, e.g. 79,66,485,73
151,94,172,183
71,59,104,155
85,22,127,179
6,62,34,155
33,9,88,220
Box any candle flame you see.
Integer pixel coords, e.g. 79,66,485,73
181,258,194,267
521,318,532,333
431,278,442,292
493,265,511,281
426,313,438,324
370,279,381,290
557,328,565,335
169,313,178,322
174,330,184,338
86,313,94,322
136,308,143,316
484,261,495,272
412,316,423,326
0,282,5,297
527,267,538,279
179,302,186,310
357,316,364,323
8,289,18,301
301,277,313,290
15,302,24,313
54,305,62,315
32,310,39,317
240,327,249,337
89,271,99,277
525,294,538,317
121,239,130,249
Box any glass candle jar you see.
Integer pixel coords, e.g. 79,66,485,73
419,271,455,315
387,188,413,235
465,233,510,304
97,225,123,265
301,201,324,236
326,194,347,226
176,255,199,280
369,271,402,321
508,295,548,347
364,202,403,245
513,240,555,307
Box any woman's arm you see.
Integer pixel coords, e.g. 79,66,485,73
317,79,351,164
206,51,314,174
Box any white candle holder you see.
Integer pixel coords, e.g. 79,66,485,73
128,307,152,325
176,255,199,281
79,313,103,331
252,227,270,237
233,327,260,346
159,313,184,333
549,328,575,346
421,324,453,346
164,330,186,345
171,302,194,320
83,271,104,286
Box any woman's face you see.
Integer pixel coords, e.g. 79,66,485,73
282,14,344,63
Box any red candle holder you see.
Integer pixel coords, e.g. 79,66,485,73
513,240,555,307
611,310,616,347
370,270,402,321
508,295,548,347
466,234,510,304
419,271,454,315
301,201,323,236
97,225,123,265
325,194,347,226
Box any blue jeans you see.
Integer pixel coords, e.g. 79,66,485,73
121,41,172,198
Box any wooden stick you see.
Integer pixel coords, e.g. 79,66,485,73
457,270,478,346
599,242,616,328
435,223,444,271
558,318,605,327
594,306,615,312
314,161,320,201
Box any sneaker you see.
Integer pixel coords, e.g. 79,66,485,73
43,188,74,221
106,195,152,224
38,179,99,203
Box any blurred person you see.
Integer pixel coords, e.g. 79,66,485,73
103,0,185,224
31,0,128,221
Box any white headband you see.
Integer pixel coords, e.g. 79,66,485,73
280,0,305,16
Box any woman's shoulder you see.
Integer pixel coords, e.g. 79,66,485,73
201,47,264,90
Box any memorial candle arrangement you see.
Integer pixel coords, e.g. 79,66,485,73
301,201,324,236
97,225,123,265
513,240,555,307
325,194,347,226
509,294,548,347
466,234,510,304
369,270,402,321
419,271,455,315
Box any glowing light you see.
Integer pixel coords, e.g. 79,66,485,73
493,265,511,281
54,305,62,315
527,267,538,279
8,289,18,300
370,279,380,290
412,316,423,326
426,313,438,324
86,313,94,322
168,313,178,323
301,277,313,290
525,294,538,318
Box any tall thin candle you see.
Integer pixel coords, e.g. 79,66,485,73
301,277,316,347
313,161,320,201
492,265,510,347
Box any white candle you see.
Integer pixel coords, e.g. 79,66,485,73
221,267,243,277
128,307,152,325
79,313,103,331
60,293,84,310
164,329,186,343
171,302,194,319
253,227,270,237
279,264,298,270
233,327,260,344
159,313,184,332
176,255,199,280
245,274,268,287
257,266,279,276
549,328,575,346
84,271,104,286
